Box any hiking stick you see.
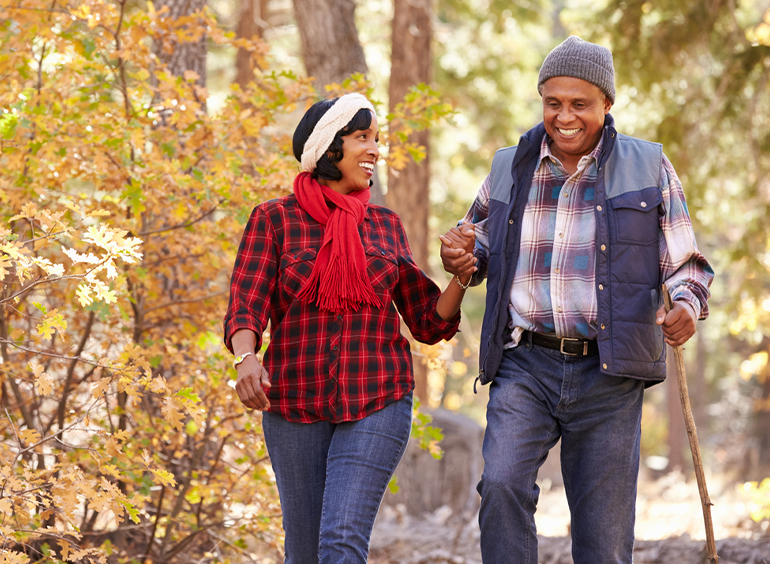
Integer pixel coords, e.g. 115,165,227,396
662,284,718,563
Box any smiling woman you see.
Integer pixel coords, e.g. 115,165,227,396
223,93,478,563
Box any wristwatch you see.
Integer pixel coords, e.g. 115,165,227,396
233,352,254,368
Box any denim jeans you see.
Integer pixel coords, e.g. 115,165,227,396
262,393,413,564
477,337,644,564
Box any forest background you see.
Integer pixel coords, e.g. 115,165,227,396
2,0,770,562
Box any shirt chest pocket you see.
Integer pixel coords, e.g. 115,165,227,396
608,187,663,246
279,248,318,298
365,245,399,293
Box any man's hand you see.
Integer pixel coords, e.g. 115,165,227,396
656,300,697,348
235,356,272,411
439,224,477,279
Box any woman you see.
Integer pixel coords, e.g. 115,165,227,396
223,93,476,564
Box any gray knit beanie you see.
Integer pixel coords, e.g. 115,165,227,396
537,36,615,104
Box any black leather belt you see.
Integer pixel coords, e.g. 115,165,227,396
522,330,599,356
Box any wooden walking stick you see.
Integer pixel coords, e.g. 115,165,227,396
662,284,718,563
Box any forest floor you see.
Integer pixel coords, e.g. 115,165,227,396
369,471,770,563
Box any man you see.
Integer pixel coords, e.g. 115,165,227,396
440,36,714,564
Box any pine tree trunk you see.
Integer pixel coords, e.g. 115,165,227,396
387,0,431,272
235,0,270,87
291,0,368,89
388,0,432,402
153,0,207,88
756,342,770,470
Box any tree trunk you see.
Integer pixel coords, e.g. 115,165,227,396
235,0,270,87
756,342,770,469
387,0,432,272
153,0,207,88
388,0,432,403
291,0,368,89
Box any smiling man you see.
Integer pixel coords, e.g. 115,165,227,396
440,36,714,563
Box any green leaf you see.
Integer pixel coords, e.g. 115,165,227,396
121,178,145,214
119,499,141,524
176,387,201,403
32,302,48,315
0,113,18,140
185,420,199,436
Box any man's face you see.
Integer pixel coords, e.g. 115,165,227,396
541,76,612,164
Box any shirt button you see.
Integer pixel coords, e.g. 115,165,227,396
601,244,606,251
603,363,608,369
597,205,603,211
332,345,339,351
564,192,569,198
554,267,560,274
337,314,343,321
598,284,604,290
641,202,647,208
556,306,562,313
381,250,386,256
509,219,514,224
558,232,564,238
601,323,606,330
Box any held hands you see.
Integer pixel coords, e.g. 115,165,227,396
235,355,272,411
439,224,477,281
656,300,697,348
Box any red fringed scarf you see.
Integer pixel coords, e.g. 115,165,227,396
293,172,383,312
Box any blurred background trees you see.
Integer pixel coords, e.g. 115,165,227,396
3,0,770,561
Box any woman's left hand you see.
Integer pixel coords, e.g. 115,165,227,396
235,356,272,411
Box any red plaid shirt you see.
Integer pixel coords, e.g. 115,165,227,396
224,194,460,423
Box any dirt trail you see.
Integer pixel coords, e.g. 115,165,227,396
370,472,770,564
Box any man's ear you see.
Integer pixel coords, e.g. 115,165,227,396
603,95,612,114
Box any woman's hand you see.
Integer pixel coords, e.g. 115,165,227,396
235,356,272,411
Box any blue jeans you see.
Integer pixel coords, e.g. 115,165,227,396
262,393,413,564
477,338,644,564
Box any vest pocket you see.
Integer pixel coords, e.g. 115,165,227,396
608,187,663,246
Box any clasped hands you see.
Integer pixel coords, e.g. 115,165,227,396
439,223,478,284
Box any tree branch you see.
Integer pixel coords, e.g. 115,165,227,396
137,200,225,237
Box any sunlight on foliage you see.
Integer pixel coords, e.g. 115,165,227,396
742,479,770,521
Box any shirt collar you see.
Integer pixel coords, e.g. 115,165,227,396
537,134,605,174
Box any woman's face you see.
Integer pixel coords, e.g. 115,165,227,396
326,114,380,195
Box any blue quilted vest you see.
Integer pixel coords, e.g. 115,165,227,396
477,116,667,387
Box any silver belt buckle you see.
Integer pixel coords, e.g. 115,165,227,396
560,337,586,356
